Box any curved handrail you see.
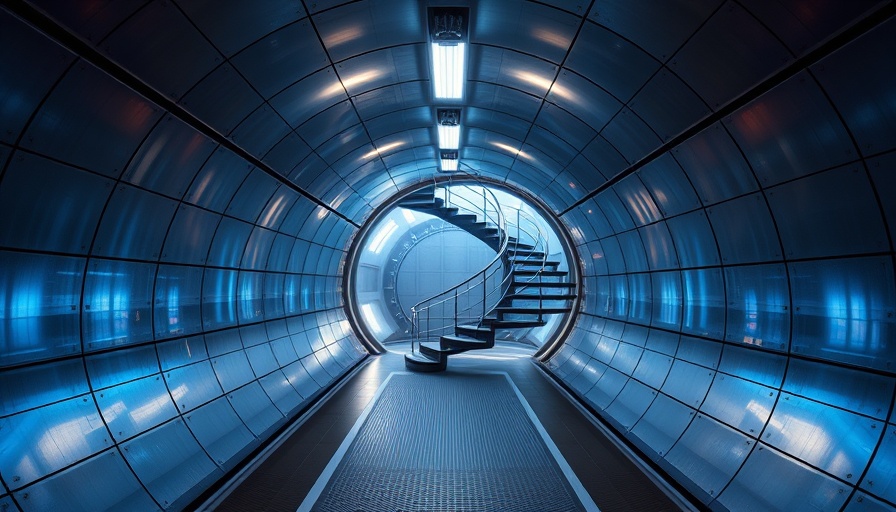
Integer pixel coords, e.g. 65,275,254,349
410,171,507,349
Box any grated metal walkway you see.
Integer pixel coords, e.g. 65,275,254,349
306,372,588,512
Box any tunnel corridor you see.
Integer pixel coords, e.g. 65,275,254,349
0,1,895,511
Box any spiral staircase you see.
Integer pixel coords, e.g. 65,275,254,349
399,180,577,372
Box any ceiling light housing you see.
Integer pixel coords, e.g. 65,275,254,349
429,7,468,100
437,108,461,149
440,150,459,172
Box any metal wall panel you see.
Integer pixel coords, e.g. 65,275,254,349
207,217,253,268
164,361,223,412
185,397,256,470
584,366,627,410
726,72,854,187
266,235,295,271
82,259,155,351
259,370,303,415
161,205,220,265
241,227,276,271
700,373,777,437
718,344,787,388
814,18,896,157
153,264,203,339
0,359,88,415
664,414,751,500
707,193,782,264
650,271,682,330
645,328,680,356
630,393,694,457
300,351,328,388
671,1,790,109
783,359,894,420
616,230,648,273
632,349,673,389
226,381,284,437
85,345,158,390
675,123,757,206
0,396,110,490
675,336,721,369
13,449,157,512
569,358,605,396
157,336,208,372
201,268,238,330
614,176,662,227
227,170,279,223
239,324,267,348
789,257,896,371
270,336,299,366
861,425,896,504
204,328,243,358
627,273,652,325
681,269,725,339
609,342,642,375
92,185,177,260
724,263,791,352
180,63,261,134
767,165,888,259
637,154,701,217
264,274,286,319
844,492,896,512
246,343,278,377
764,393,882,482
605,379,656,431
717,444,849,512
0,252,83,367
184,149,252,212
666,210,719,268
640,222,678,271
96,374,178,441
122,115,215,199
0,10,74,144
630,68,710,143
22,62,160,177
661,360,714,409
0,152,113,254
237,271,265,324
282,359,319,399
211,351,256,393
121,419,220,510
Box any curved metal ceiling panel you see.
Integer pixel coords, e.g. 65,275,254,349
473,0,580,63
313,0,425,62
177,0,306,57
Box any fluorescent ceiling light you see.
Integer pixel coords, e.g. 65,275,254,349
432,42,465,99
440,158,459,171
438,124,460,149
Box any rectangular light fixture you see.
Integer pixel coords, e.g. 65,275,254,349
440,150,459,172
438,124,460,149
432,42,465,99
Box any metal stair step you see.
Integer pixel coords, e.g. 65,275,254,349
455,324,495,342
485,319,548,329
512,270,568,277
502,293,577,301
404,351,447,372
511,259,560,267
511,281,576,288
440,335,491,350
420,342,467,357
495,306,571,316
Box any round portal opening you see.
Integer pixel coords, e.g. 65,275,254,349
345,180,578,351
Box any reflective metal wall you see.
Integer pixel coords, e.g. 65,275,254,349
0,7,366,511
551,13,896,511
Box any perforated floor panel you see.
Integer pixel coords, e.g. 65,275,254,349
305,372,590,511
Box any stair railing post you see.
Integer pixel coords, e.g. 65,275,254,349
411,308,416,353
454,288,458,328
426,307,430,344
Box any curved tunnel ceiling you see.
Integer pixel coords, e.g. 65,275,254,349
1,0,895,510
